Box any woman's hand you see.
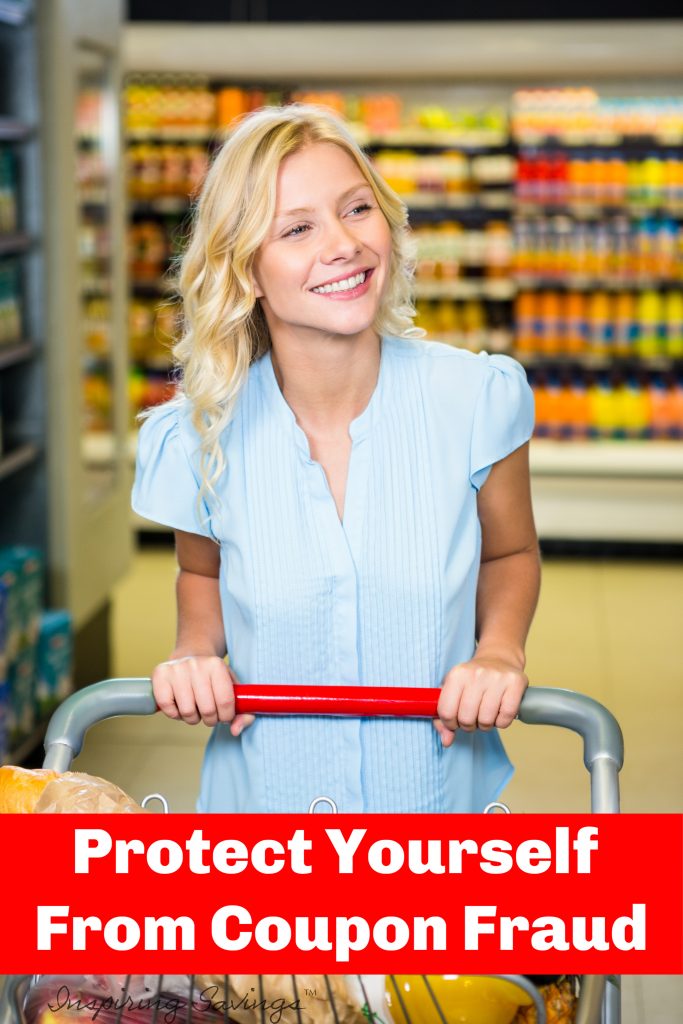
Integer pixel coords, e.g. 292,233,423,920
434,655,528,748
151,654,255,736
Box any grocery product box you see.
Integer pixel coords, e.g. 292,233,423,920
0,547,45,751
8,642,36,743
11,546,43,646
0,550,22,664
35,610,73,716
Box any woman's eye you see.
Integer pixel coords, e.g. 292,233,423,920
349,202,372,215
284,223,310,237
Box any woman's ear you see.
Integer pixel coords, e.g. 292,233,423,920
251,266,264,299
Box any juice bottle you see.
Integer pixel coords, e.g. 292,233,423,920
545,374,562,439
663,157,680,208
552,216,573,279
647,379,667,439
592,224,612,279
664,291,683,357
563,291,587,354
484,222,513,278
586,291,613,354
462,298,485,352
618,378,650,439
633,220,654,281
611,216,631,282
627,159,644,207
513,220,532,276
613,292,636,358
532,374,549,437
550,151,569,206
656,219,677,280
568,375,591,439
571,223,590,277
536,153,552,205
606,154,628,206
642,154,665,209
435,299,460,347
539,290,562,354
514,292,537,353
591,378,619,438
556,376,575,438
536,218,552,278
635,290,663,358
571,154,592,206
515,154,533,204
437,222,462,280
414,299,434,336
587,154,607,206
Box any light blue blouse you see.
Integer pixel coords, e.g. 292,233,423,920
132,336,535,814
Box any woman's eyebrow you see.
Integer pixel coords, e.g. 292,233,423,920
275,182,372,220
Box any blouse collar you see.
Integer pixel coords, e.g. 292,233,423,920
258,336,387,454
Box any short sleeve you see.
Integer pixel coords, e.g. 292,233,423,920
469,353,535,492
131,402,214,538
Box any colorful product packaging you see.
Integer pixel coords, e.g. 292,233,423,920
35,610,73,716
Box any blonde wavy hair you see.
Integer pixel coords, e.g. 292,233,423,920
159,103,422,510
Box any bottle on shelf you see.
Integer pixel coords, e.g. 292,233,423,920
586,291,613,354
635,290,664,358
662,291,683,358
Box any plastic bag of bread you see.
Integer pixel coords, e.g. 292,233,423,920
0,765,147,813
197,974,372,1024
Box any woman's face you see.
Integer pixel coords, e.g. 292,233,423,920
252,142,392,345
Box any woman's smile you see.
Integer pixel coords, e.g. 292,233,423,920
310,267,374,298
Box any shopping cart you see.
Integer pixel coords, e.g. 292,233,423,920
1,680,624,1024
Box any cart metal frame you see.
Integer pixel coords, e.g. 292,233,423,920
1,680,624,1024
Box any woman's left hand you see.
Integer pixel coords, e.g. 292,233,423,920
434,656,528,748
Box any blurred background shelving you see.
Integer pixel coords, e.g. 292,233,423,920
120,75,683,545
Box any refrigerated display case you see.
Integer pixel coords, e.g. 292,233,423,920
120,49,683,544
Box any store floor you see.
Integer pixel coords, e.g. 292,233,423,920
72,544,683,1023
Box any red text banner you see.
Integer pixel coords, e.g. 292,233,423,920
2,813,681,974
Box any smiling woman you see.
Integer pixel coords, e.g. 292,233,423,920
131,103,541,816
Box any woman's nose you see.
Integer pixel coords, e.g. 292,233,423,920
319,219,361,262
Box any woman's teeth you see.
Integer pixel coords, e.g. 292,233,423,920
312,271,367,294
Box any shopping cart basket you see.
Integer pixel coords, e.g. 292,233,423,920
0,680,624,1024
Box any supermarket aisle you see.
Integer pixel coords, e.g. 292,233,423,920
72,544,683,1022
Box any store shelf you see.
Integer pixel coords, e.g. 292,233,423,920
514,276,683,292
129,197,190,216
0,339,36,368
352,127,509,150
515,352,683,371
131,279,177,298
414,279,516,301
0,117,32,141
0,231,31,255
530,439,683,479
406,192,513,212
81,430,138,467
515,203,683,221
515,134,683,150
0,441,39,480
127,127,214,143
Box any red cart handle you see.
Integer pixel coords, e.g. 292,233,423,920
233,684,440,717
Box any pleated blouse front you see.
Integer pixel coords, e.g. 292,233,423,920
131,335,535,814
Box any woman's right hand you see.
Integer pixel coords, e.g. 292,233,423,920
151,655,255,736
